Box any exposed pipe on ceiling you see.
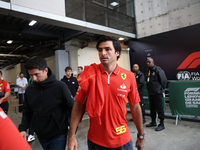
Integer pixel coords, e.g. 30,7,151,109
0,54,29,58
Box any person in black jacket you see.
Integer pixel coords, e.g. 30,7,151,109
130,64,146,124
61,66,79,98
61,66,79,126
19,56,74,150
145,58,167,131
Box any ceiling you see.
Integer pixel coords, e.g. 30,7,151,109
0,14,102,70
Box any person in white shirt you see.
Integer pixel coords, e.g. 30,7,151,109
16,72,28,112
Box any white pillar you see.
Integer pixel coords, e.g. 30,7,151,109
65,39,81,76
55,50,69,80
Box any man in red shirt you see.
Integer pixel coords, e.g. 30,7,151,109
0,71,10,114
0,107,32,150
68,36,144,150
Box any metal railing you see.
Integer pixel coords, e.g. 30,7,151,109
9,87,24,114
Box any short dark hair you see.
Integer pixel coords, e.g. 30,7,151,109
96,36,121,60
0,71,2,76
24,56,47,71
78,66,83,70
65,66,72,72
19,72,23,75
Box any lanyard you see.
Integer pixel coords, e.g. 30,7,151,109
148,70,151,77
147,70,151,82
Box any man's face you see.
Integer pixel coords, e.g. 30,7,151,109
133,64,139,72
65,70,72,77
20,73,24,78
78,68,83,74
97,41,119,65
147,59,154,68
28,68,48,82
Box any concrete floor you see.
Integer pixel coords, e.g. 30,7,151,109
7,96,200,150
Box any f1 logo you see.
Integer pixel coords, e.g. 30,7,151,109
177,51,200,69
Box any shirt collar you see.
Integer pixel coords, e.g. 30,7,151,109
99,64,120,75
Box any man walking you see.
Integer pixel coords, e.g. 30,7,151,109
19,56,74,150
145,58,167,131
130,64,146,124
61,66,79,125
16,72,28,112
68,36,145,150
61,66,79,98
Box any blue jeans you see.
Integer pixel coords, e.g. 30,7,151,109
88,139,133,150
39,134,67,150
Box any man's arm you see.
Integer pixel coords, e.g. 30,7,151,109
68,101,85,150
137,73,145,89
18,93,32,139
130,103,144,150
0,92,10,104
157,68,167,89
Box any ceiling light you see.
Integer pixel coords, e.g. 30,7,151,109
29,20,37,26
110,2,119,6
7,40,13,44
118,37,124,41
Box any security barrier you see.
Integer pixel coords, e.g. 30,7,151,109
169,81,200,124
9,87,23,114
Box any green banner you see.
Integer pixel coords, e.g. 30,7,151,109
169,81,200,116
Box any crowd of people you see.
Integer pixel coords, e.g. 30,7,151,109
0,36,168,150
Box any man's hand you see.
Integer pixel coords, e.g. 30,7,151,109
67,135,77,150
135,138,144,150
20,131,27,140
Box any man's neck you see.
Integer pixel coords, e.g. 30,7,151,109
66,75,70,78
20,77,23,80
101,63,117,74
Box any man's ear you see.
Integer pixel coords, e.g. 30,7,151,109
116,51,119,57
45,68,48,73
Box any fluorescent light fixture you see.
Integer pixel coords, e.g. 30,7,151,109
29,20,37,26
110,2,119,6
118,37,124,41
7,40,13,44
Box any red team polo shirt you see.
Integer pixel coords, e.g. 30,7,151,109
75,64,140,148
0,79,10,103
0,107,32,150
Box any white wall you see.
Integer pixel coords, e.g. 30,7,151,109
135,0,200,38
45,56,56,74
10,0,65,16
78,47,130,71
2,63,21,85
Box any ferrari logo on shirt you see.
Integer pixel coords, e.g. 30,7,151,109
0,84,2,86
121,73,126,80
116,125,127,135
